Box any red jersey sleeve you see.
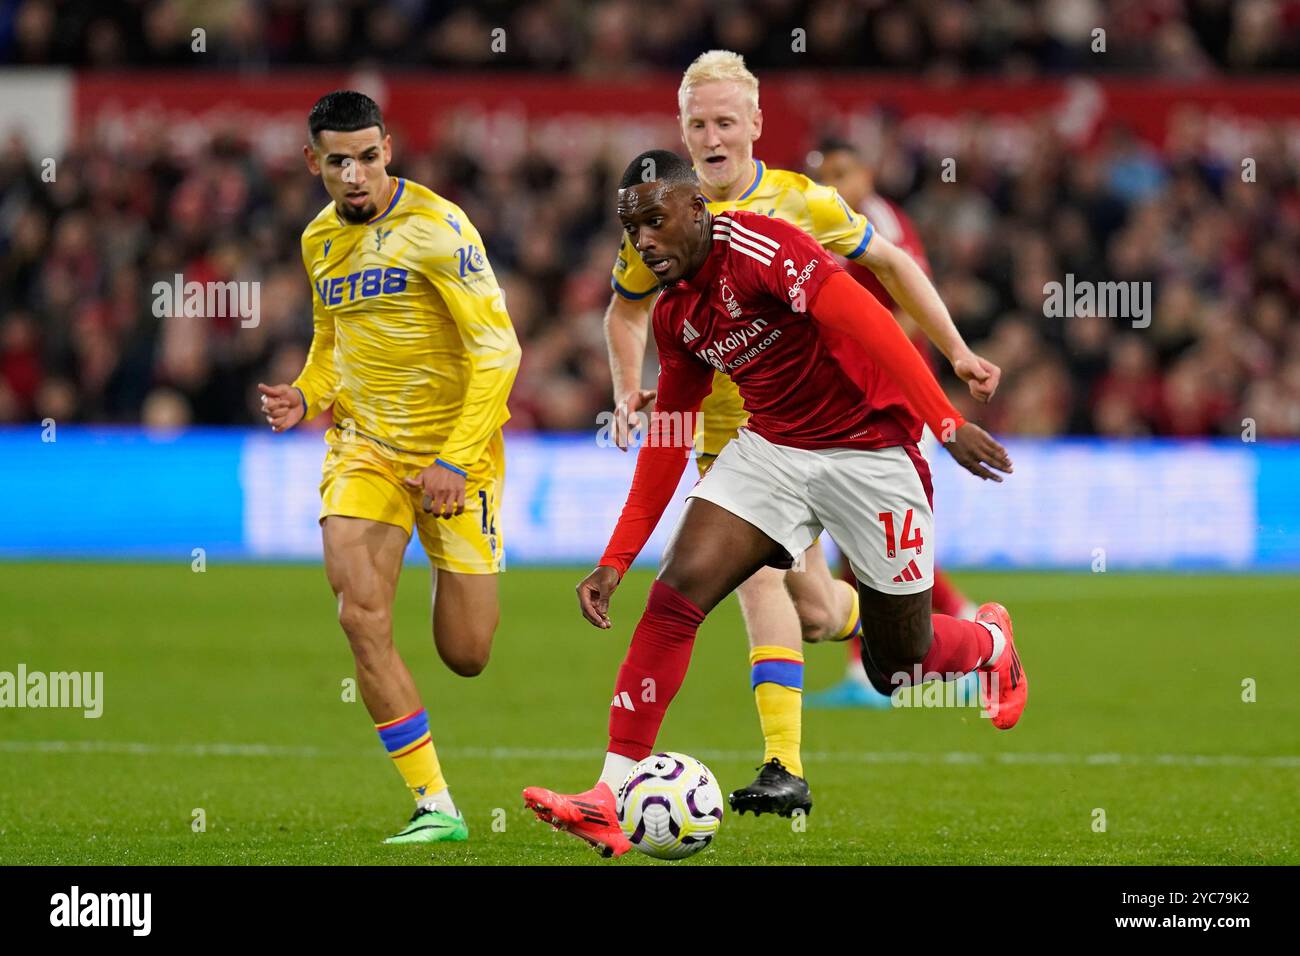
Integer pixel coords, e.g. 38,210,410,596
728,213,845,314
808,272,964,437
598,302,713,577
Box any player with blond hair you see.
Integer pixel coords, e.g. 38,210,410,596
601,51,1001,816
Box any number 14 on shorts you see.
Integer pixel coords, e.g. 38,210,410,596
878,509,923,559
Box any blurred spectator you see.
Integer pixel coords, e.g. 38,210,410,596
1,1,1297,74
141,386,192,430
1,4,1299,437
3,92,1300,436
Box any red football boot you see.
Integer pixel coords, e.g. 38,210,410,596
522,781,632,858
976,602,1027,730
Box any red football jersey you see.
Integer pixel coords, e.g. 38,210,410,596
652,210,922,451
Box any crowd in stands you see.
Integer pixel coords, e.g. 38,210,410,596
5,0,1299,76
1,1,1298,437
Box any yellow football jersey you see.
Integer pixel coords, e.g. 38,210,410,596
294,178,521,470
611,161,875,456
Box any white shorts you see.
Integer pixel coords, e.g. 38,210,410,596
918,424,938,464
687,428,935,595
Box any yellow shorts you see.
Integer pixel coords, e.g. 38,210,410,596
697,371,748,474
318,427,505,574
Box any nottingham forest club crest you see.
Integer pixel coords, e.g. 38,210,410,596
718,276,742,319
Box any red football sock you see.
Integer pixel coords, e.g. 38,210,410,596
916,614,993,682
607,580,706,760
930,569,968,617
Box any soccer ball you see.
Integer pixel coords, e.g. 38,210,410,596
616,751,724,859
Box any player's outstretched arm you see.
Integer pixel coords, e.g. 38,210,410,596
808,271,1012,481
856,232,1001,403
603,291,657,450
257,383,305,432
583,324,711,625
586,422,695,627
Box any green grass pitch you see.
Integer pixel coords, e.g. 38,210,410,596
1,563,1297,865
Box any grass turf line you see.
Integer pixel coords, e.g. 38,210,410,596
0,564,1296,865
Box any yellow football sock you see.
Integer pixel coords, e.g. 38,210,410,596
375,707,447,801
750,645,804,778
832,581,862,641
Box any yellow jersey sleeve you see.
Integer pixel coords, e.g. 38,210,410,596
410,210,521,471
293,235,340,419
801,179,875,261
610,233,660,301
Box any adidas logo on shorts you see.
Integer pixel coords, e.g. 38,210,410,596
892,559,923,584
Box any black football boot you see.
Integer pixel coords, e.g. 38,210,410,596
727,758,813,817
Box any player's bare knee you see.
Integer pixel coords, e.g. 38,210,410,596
442,647,490,678
858,587,932,673
338,597,391,648
433,626,494,677
860,620,930,689
654,561,705,607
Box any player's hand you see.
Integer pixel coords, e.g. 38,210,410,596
576,565,621,629
257,383,305,432
405,464,466,518
943,422,1013,482
951,351,1001,403
612,388,657,452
